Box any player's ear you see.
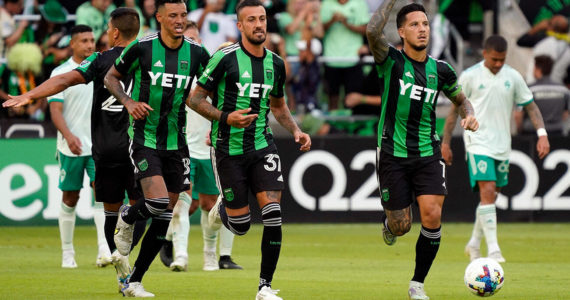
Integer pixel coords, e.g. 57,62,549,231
398,27,405,40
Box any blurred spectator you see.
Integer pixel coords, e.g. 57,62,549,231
344,66,381,113
517,15,569,48
123,0,145,37
0,0,30,59
321,0,369,111
141,0,158,36
188,0,237,55
36,0,71,81
187,0,240,15
516,55,569,136
76,0,116,41
0,43,46,120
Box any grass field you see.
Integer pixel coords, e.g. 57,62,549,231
1,223,569,299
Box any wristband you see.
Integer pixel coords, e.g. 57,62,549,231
220,111,229,125
537,128,547,137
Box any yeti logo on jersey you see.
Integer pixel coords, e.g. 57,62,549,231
236,83,273,98
399,79,437,104
148,71,192,89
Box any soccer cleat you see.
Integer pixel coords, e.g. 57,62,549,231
208,196,223,231
61,250,77,268
408,281,429,300
219,255,243,270
114,205,135,256
464,244,481,261
96,254,112,267
122,282,155,297
111,250,131,288
256,286,282,300
380,214,397,246
170,256,188,272
159,241,174,267
203,251,219,271
488,251,506,263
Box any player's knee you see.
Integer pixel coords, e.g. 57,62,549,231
261,202,282,227
421,209,441,227
227,213,251,236
388,218,411,236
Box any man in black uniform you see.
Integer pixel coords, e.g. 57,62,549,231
366,1,479,299
3,7,145,293
189,1,311,299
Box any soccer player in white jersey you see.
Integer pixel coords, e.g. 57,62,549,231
161,23,242,272
442,35,550,263
47,25,111,268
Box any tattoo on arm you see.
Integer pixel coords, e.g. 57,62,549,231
442,106,459,144
104,67,129,105
448,92,474,119
524,101,546,129
188,87,221,121
385,207,412,236
366,0,396,63
271,96,300,134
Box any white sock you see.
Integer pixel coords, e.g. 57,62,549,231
166,219,173,241
467,204,484,249
201,209,217,253
93,202,111,257
59,202,76,252
172,193,191,260
219,224,235,257
479,204,500,254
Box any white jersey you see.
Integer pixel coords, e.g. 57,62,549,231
188,9,237,55
186,79,212,159
48,57,94,157
460,61,533,160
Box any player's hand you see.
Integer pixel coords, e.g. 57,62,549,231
2,94,33,108
441,142,453,165
536,136,550,159
205,130,212,146
227,108,258,128
345,92,364,108
65,134,82,155
461,115,479,131
125,98,153,120
294,130,311,152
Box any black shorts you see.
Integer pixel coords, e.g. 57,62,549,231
376,148,447,211
323,64,364,96
129,142,190,194
94,162,143,203
212,144,285,209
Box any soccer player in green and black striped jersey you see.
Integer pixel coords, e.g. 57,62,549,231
367,2,479,299
188,0,311,298
104,0,209,297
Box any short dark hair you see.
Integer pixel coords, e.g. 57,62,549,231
484,35,508,52
236,0,264,19
71,25,93,37
155,0,185,9
110,7,140,40
396,3,426,28
535,55,554,76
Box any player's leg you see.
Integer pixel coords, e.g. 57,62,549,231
199,193,220,271
478,181,504,262
87,157,112,267
169,190,194,271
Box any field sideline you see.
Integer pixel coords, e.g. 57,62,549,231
1,223,568,299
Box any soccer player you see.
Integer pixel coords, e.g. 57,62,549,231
47,25,111,269
366,2,479,299
104,0,210,297
441,35,550,263
163,25,242,272
188,0,311,299
3,8,146,291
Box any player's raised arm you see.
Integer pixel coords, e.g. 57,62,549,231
3,71,86,108
270,95,311,152
366,0,397,64
524,101,550,159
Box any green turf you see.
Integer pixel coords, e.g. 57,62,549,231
1,223,568,299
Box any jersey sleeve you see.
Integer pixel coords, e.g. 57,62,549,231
75,52,99,83
440,62,462,98
270,56,286,98
376,46,400,76
196,45,211,79
47,68,65,103
513,71,534,106
114,40,141,75
197,50,226,92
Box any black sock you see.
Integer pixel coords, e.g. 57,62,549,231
131,219,147,250
123,197,169,224
104,210,118,252
129,210,172,283
259,203,282,290
218,201,230,229
412,226,441,283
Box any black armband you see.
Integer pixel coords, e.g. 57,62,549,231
220,111,229,125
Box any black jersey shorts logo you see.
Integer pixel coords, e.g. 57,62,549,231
138,159,149,172
224,188,234,201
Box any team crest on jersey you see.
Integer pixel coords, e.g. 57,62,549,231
428,73,436,85
223,188,234,201
504,80,511,89
266,69,273,80
477,160,488,174
138,159,148,172
180,60,188,71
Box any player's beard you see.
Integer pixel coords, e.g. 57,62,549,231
410,42,427,51
247,30,266,45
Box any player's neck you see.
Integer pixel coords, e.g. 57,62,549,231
160,31,183,49
114,38,134,48
403,47,427,62
241,39,264,57
71,55,86,64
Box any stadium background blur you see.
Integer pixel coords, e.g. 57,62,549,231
0,1,569,298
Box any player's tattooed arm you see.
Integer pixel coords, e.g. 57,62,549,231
270,96,311,151
385,207,412,236
366,0,396,64
448,92,479,131
524,101,550,159
105,66,152,120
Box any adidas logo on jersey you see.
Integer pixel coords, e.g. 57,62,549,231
148,71,192,89
184,178,190,185
236,82,273,98
241,70,251,78
154,60,164,68
399,79,436,104
405,71,414,78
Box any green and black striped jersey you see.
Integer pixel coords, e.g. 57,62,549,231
115,33,210,150
376,46,461,158
197,42,286,156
